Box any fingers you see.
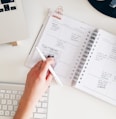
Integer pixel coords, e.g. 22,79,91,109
33,61,43,70
32,58,55,79
46,73,53,85
40,58,55,76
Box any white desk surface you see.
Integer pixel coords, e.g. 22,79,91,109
0,0,116,119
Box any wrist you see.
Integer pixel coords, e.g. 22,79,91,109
14,94,37,119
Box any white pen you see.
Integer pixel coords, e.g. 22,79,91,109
36,47,63,86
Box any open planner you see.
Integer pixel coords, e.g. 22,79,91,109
25,8,116,106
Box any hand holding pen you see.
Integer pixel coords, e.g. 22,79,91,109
36,47,63,86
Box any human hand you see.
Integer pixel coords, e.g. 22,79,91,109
14,58,55,119
23,58,55,103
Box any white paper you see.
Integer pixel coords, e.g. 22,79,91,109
76,30,116,106
26,14,94,85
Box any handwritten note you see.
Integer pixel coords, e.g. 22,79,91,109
26,15,94,85
76,30,116,105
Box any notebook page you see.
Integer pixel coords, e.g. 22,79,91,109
26,15,95,85
76,30,116,105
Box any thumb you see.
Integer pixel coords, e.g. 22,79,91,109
46,73,53,85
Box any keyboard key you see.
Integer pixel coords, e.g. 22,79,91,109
1,99,7,104
34,113,46,118
11,6,16,10
18,91,23,95
5,94,9,99
4,4,10,11
42,102,47,108
10,94,15,99
3,105,7,110
33,107,36,113
14,105,18,111
12,90,17,94
37,102,42,107
8,105,13,111
0,9,4,12
7,100,12,105
10,111,15,116
0,110,4,116
16,95,21,100
37,108,46,113
13,100,18,105
6,90,11,94
5,111,10,116
0,93,4,98
0,90,5,93
40,97,48,102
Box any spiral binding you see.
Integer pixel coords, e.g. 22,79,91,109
71,29,98,86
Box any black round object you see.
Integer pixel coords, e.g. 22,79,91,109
88,0,116,18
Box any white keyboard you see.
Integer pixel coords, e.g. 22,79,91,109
0,83,49,119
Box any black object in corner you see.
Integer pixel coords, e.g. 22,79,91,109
88,0,116,18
